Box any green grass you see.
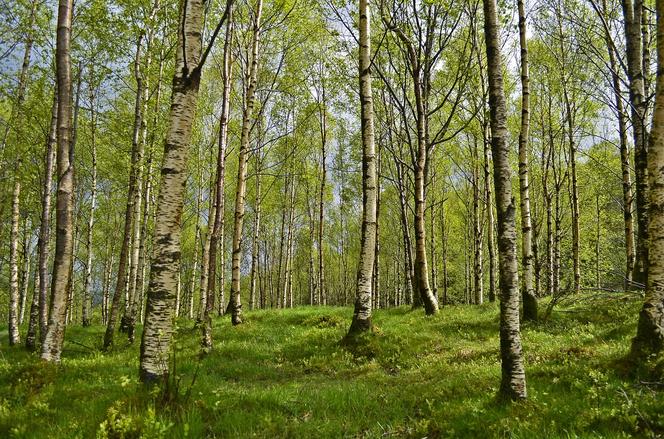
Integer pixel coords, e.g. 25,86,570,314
1,295,663,438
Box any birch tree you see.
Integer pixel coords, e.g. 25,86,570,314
139,0,232,381
482,0,527,399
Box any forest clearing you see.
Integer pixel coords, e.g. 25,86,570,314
2,296,663,438
2,0,664,436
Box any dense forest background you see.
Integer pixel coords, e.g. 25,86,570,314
0,0,640,326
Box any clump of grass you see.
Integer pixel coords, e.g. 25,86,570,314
301,314,345,329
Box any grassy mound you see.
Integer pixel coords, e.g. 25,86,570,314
1,295,662,437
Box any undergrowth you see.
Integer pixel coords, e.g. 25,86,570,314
1,295,662,438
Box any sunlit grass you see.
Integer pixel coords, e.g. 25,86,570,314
1,295,662,438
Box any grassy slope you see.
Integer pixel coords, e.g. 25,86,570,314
1,296,663,438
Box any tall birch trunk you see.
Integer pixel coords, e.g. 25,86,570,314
483,130,497,302
249,154,261,311
347,0,377,335
105,32,149,349
518,0,537,319
139,0,228,381
623,0,650,287
472,137,484,305
26,94,56,350
206,16,232,331
229,0,262,325
318,80,327,305
483,0,527,399
8,180,21,345
631,0,664,359
597,0,636,286
41,0,74,362
82,66,98,327
19,220,31,325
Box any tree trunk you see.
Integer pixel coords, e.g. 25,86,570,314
623,0,650,288
134,51,164,328
597,0,636,287
229,0,262,326
518,0,537,319
126,26,158,339
283,174,295,308
139,0,222,382
82,66,98,327
41,0,74,363
631,0,664,359
373,148,381,308
441,198,449,306
483,0,527,399
19,219,31,325
318,78,327,306
8,179,21,345
483,129,497,302
596,194,602,288
472,137,484,305
347,0,377,336
249,154,261,311
105,32,150,349
396,161,415,305
23,2,48,351
191,177,203,319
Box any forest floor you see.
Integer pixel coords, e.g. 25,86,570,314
1,294,663,438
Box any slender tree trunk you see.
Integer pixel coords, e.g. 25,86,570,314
24,4,49,352
8,180,21,345
283,175,295,308
102,243,115,325
105,33,150,349
277,179,287,308
429,197,437,305
307,188,316,305
175,270,182,317
483,129,497,302
373,148,381,308
441,198,449,306
518,0,537,319
249,154,261,311
483,0,527,399
347,0,377,335
413,140,438,313
82,67,98,327
134,51,164,328
396,161,415,304
26,95,55,347
598,0,636,286
41,0,74,362
197,180,214,321
318,80,327,305
126,28,157,338
631,0,664,359
65,64,82,327
623,0,650,288
229,0,262,325
596,194,602,288
191,178,203,319
19,219,31,325
140,0,226,381
563,92,581,296
472,137,484,305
